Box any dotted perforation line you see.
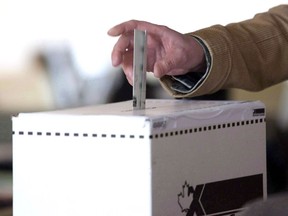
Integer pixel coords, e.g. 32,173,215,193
149,118,266,139
13,118,265,140
13,131,146,139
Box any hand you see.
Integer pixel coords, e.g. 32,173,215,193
108,20,205,85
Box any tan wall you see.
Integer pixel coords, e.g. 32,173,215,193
230,82,285,120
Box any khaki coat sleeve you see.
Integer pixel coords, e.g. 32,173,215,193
160,4,288,98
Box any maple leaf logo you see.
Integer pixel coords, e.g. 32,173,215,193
178,181,194,213
177,181,205,216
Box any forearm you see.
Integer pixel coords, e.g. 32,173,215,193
160,4,288,98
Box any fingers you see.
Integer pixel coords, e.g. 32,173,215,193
107,20,140,37
108,20,168,83
109,20,145,67
108,20,156,36
111,33,133,66
122,51,134,84
108,20,155,74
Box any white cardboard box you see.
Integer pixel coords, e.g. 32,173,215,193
13,99,267,216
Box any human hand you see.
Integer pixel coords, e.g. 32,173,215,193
108,20,205,85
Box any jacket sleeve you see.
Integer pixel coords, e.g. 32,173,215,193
159,4,288,98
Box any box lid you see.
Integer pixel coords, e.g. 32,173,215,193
13,99,265,133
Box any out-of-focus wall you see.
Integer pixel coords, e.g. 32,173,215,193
230,83,286,121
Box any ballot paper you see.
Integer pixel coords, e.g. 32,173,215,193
133,29,147,110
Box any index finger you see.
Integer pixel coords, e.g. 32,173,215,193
107,20,160,36
107,20,140,36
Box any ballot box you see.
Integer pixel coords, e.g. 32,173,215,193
12,99,267,216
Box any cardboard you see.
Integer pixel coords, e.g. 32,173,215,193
13,99,267,216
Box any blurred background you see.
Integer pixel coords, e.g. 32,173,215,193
0,0,287,215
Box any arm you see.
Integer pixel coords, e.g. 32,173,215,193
160,4,288,97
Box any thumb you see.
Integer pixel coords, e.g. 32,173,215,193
153,58,175,78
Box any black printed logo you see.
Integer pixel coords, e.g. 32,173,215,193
178,174,263,216
253,108,265,116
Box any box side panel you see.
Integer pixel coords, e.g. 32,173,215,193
152,117,266,216
13,128,152,216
